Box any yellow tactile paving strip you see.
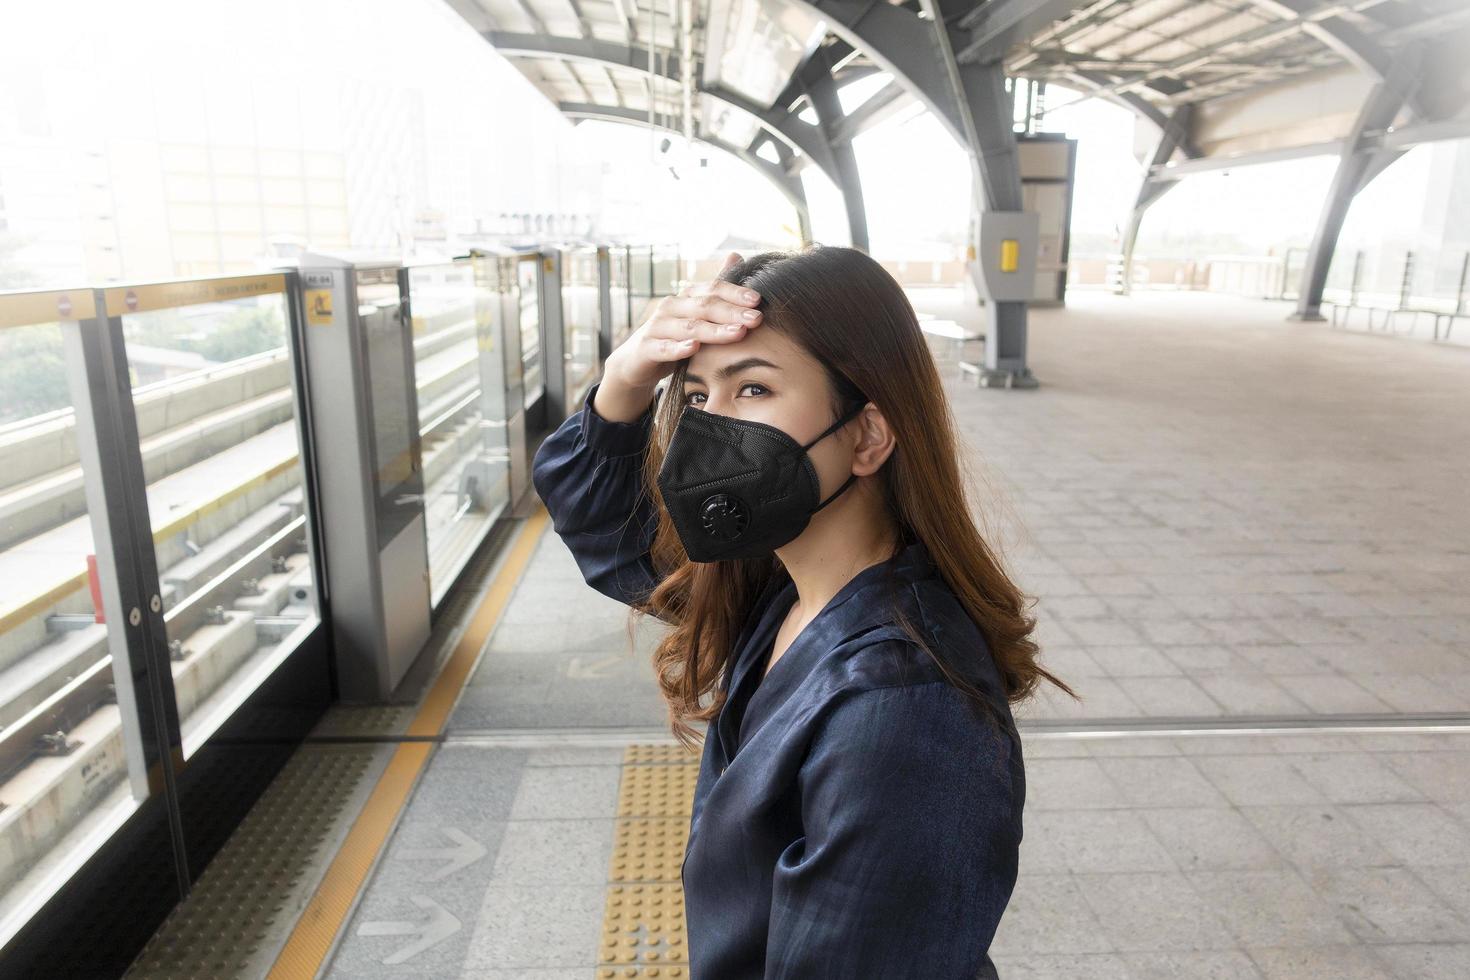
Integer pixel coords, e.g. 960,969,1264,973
598,743,701,978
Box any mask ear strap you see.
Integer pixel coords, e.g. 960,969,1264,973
801,400,867,451
813,471,859,512
808,400,868,511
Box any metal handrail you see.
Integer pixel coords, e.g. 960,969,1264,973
99,272,286,317
0,288,98,331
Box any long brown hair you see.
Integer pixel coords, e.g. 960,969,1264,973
623,244,1077,749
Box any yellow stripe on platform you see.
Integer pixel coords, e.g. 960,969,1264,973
265,506,549,979
598,743,700,978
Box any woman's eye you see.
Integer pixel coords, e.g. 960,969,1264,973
684,384,765,407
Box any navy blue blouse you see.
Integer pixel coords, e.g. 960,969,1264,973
532,380,1025,979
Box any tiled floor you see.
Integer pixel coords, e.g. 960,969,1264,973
993,730,1470,979
912,287,1470,723
323,288,1470,979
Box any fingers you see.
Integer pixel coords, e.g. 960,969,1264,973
683,277,761,307
643,264,762,368
649,291,762,345
648,335,701,362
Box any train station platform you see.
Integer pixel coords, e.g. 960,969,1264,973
123,288,1470,979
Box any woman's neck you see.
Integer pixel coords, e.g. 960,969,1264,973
774,485,899,623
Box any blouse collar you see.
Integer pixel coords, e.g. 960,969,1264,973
716,536,939,762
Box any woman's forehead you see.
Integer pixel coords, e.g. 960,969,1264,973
688,325,817,378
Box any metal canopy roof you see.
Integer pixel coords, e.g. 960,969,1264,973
989,0,1467,116
442,0,861,162
443,0,1468,165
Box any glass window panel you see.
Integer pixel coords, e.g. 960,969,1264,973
610,248,632,350
117,282,321,760
630,246,653,308
652,246,680,295
357,270,415,509
517,256,543,411
0,296,148,944
406,261,512,606
561,249,600,414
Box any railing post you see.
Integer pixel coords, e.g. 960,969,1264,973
1397,251,1414,312
1455,250,1468,317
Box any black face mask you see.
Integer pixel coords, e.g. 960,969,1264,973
656,399,867,562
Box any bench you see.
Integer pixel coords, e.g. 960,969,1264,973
1328,301,1464,341
917,315,986,384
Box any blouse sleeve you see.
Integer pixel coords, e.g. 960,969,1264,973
764,677,1021,979
531,378,666,614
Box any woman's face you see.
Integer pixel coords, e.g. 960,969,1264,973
681,323,856,471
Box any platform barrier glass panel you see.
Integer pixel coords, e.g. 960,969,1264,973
652,245,681,295
609,246,632,352
406,260,512,608
359,266,418,525
630,245,654,322
0,288,153,945
109,275,321,760
562,247,601,415
489,256,526,409
517,255,544,411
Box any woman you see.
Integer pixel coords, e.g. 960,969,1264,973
532,245,1076,978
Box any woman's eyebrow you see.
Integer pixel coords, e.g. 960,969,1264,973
685,357,783,385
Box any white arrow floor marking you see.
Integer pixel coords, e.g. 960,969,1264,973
357,894,462,965
567,652,625,679
397,827,487,881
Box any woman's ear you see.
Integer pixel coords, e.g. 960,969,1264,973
850,404,896,476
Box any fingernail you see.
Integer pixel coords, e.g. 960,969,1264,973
742,309,759,321
681,338,697,348
743,290,759,303
724,323,743,334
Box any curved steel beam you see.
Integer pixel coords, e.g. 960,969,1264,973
557,102,812,245
784,0,971,148
1292,41,1427,319
484,31,841,185
788,0,1023,207
955,0,1093,65
1247,0,1430,119
788,0,1038,384
795,47,868,251
1249,0,1391,79
1120,103,1196,295
756,136,816,245
1065,69,1202,156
